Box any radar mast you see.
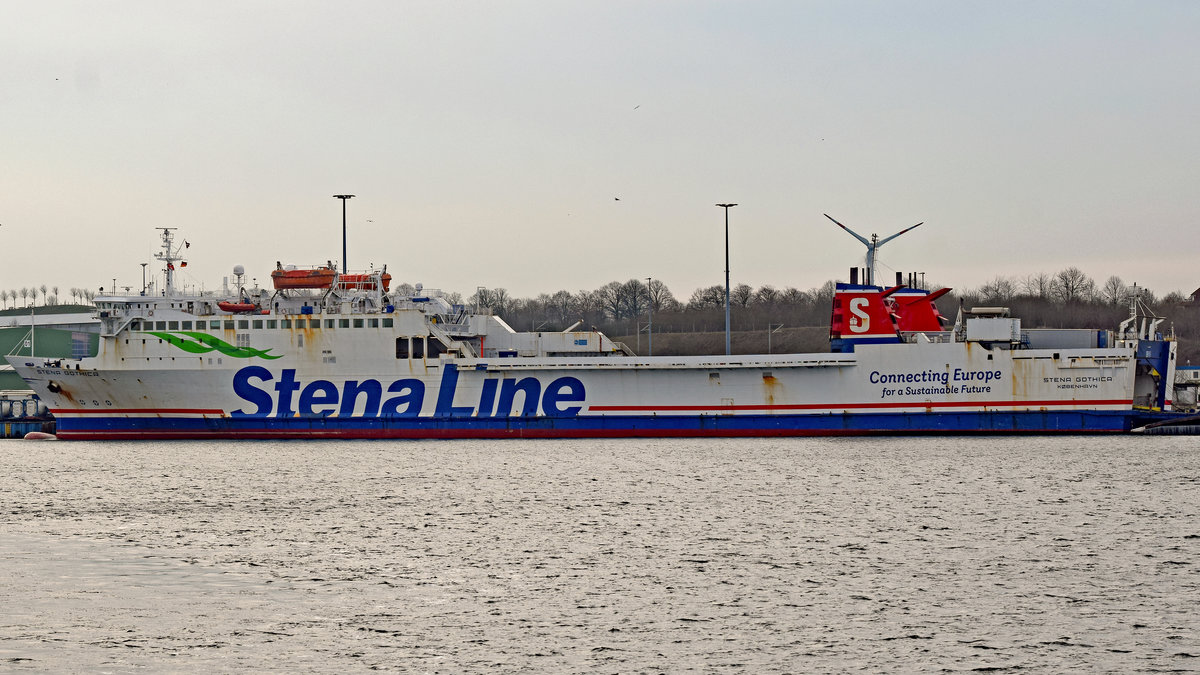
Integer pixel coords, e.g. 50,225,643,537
153,227,182,295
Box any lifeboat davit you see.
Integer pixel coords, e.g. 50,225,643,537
218,301,259,313
272,266,337,290
336,273,392,292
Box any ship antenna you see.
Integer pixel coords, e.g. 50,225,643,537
153,227,180,296
824,214,922,286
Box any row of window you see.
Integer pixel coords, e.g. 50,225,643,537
396,336,448,359
131,318,395,331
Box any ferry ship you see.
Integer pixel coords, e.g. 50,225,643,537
5,228,1180,439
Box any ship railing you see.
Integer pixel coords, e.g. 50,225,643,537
611,341,636,356
437,323,475,336
426,317,477,357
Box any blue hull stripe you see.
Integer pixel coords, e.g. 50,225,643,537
54,410,1134,438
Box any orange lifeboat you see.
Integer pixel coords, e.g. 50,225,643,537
272,266,337,290
336,272,392,292
218,301,259,313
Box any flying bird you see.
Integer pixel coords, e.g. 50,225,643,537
614,197,620,201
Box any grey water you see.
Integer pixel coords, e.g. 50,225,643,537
0,437,1196,673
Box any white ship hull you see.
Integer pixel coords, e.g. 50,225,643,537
9,334,1142,438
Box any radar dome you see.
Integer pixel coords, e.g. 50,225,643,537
233,265,245,276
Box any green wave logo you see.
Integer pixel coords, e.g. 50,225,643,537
148,331,283,360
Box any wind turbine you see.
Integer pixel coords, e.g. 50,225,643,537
824,214,922,286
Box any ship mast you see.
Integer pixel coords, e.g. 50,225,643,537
153,227,181,295
825,214,922,286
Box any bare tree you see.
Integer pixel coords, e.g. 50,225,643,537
20,287,29,306
619,279,646,318
1051,267,1095,303
1100,275,1126,305
491,288,511,315
688,285,725,309
1019,272,1054,299
546,290,576,325
755,285,780,306
469,287,494,311
979,276,1017,303
646,279,677,312
780,287,808,306
597,281,624,320
39,284,47,305
810,281,837,307
574,289,602,322
731,283,754,307
1161,291,1187,306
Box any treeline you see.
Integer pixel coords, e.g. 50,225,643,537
0,286,95,308
461,266,1200,361
464,279,840,337
462,266,1195,333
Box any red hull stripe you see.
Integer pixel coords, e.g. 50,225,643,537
588,399,1132,412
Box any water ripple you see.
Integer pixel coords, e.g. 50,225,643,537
0,436,1196,672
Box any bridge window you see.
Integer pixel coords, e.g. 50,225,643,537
252,320,263,329
267,320,277,329
353,319,364,328
382,318,393,328
369,319,379,328
282,319,292,328
224,321,235,330
181,321,192,330
339,319,350,328
155,321,166,330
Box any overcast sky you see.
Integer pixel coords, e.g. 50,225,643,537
3,1,1198,302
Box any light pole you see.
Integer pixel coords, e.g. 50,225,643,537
768,323,784,354
646,277,653,357
333,194,355,273
716,203,737,356
140,263,148,296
